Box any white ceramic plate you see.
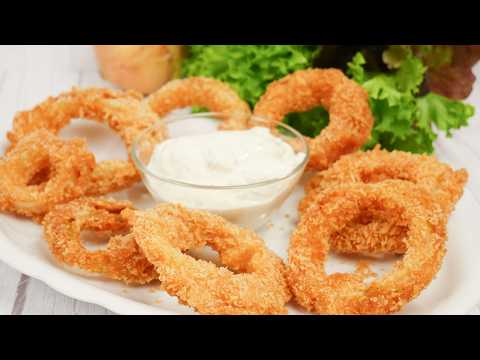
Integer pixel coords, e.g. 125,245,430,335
1,109,479,315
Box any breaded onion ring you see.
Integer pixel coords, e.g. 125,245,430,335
254,69,374,170
7,87,165,196
288,182,447,315
125,204,291,315
0,130,94,219
299,147,466,255
147,77,251,130
43,198,157,285
301,147,468,215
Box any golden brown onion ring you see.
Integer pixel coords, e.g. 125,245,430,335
299,147,467,255
0,130,94,220
147,77,251,130
7,87,166,196
254,69,374,170
301,147,468,216
288,181,447,315
43,198,157,285
125,204,291,315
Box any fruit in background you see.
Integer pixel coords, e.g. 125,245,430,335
94,45,184,94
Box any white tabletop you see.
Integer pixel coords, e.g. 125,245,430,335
0,45,478,315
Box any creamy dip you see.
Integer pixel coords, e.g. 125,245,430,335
144,126,306,228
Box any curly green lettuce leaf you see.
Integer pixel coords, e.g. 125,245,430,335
346,52,368,83
355,49,426,96
283,107,329,137
383,45,453,70
417,92,475,136
348,52,474,154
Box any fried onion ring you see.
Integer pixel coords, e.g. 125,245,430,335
254,69,374,170
7,87,165,196
0,130,94,219
43,198,157,285
125,204,291,315
299,147,466,255
288,181,447,314
301,147,468,216
147,77,251,130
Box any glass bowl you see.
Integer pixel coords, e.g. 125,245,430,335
131,112,309,230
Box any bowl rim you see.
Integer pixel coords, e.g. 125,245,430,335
131,112,310,190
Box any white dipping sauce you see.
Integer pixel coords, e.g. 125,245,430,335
144,126,306,229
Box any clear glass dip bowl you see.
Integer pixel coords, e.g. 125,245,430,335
131,112,309,230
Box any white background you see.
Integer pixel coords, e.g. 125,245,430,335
0,45,478,315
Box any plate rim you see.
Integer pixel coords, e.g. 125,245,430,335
0,235,179,315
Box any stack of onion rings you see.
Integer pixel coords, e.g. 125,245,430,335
254,69,374,171
7,87,166,196
298,147,467,255
125,204,291,315
0,130,94,220
288,181,447,314
43,198,158,285
148,77,251,130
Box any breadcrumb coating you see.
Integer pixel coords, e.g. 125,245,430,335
288,181,447,314
254,69,374,170
148,77,251,130
126,204,291,315
6,87,165,196
303,146,468,215
299,147,467,255
0,130,94,219
43,198,157,285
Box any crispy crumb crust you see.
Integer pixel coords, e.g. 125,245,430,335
303,146,468,214
0,130,95,219
147,77,251,130
287,181,447,315
254,69,374,171
125,204,291,315
43,198,157,285
6,87,165,196
299,147,467,255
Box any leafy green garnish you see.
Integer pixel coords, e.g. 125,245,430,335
383,45,454,70
417,92,475,136
347,51,474,154
191,106,209,114
283,107,329,137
